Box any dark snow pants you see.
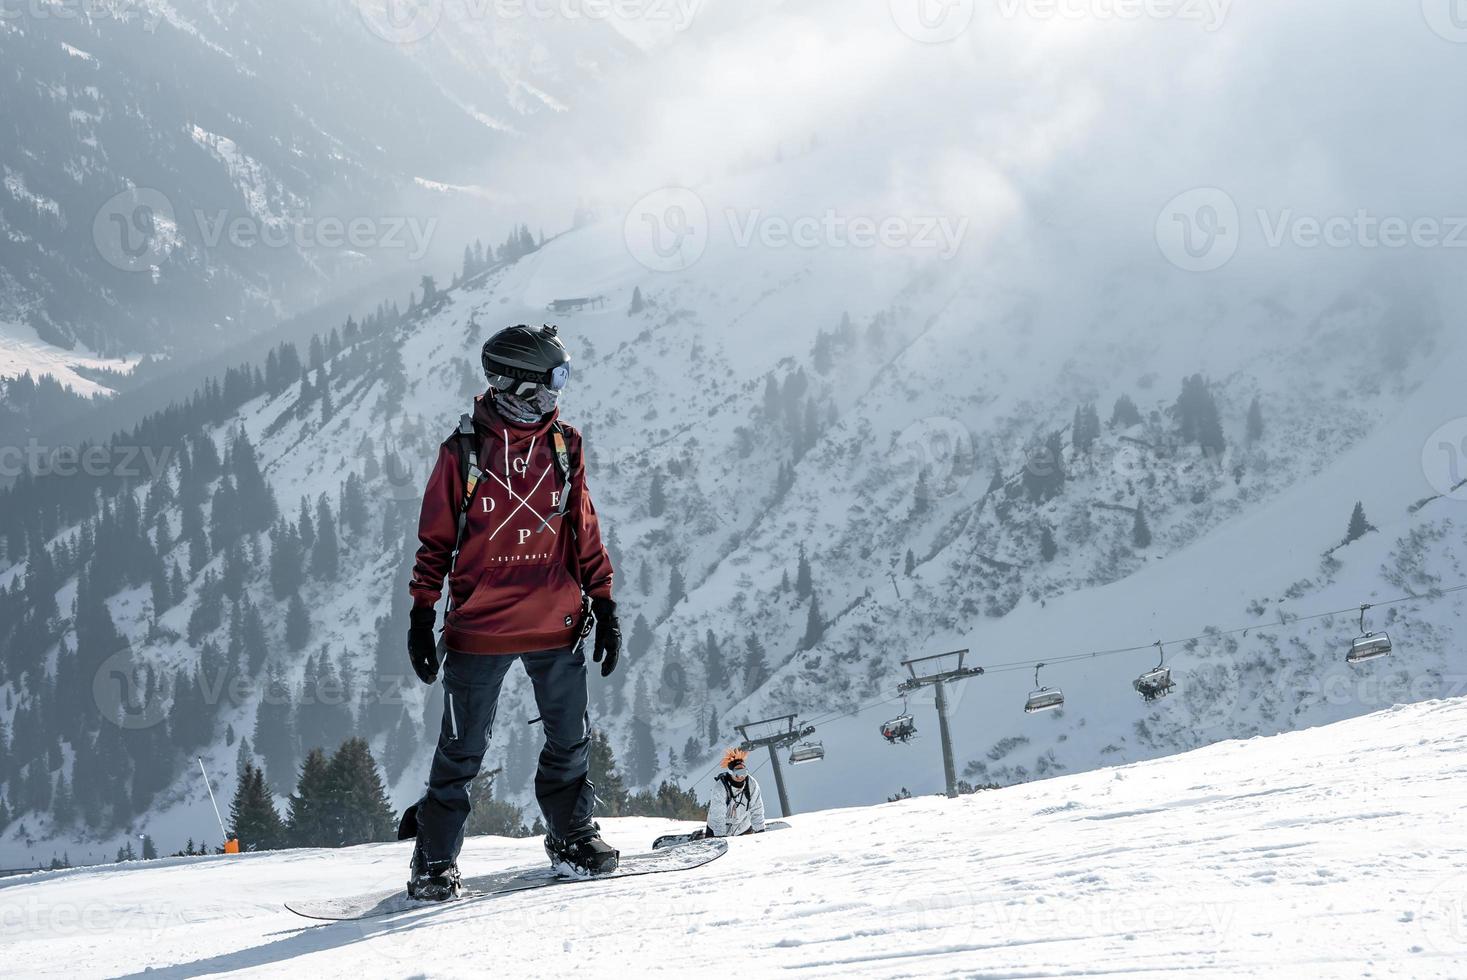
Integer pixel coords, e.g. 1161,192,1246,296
415,644,594,865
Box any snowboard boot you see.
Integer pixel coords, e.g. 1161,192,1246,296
544,824,620,879
407,845,462,902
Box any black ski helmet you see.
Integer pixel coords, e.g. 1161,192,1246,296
481,323,571,396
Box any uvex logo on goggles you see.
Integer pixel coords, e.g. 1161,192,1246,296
488,359,572,391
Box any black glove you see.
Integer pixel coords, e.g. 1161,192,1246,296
590,597,621,678
408,606,439,685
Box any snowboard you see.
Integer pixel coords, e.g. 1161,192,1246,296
284,837,727,922
651,820,791,850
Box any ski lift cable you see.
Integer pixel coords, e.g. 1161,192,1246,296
681,583,1467,784
973,583,1467,674
800,582,1467,732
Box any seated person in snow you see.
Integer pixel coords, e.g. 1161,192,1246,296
706,748,766,838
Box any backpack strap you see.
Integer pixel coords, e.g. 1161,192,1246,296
549,422,572,520
533,421,575,536
443,414,482,617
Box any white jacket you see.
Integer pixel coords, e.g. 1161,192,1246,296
707,773,766,837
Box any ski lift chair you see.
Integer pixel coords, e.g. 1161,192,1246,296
789,740,825,765
1024,663,1064,714
1133,642,1176,702
881,715,917,744
1347,605,1392,664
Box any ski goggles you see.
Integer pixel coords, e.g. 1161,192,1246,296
486,358,572,393
723,768,750,780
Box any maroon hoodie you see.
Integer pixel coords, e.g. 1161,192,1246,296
409,395,614,654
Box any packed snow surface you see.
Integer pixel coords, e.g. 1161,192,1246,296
4,697,1465,978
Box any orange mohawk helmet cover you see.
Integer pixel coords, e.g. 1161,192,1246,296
719,747,749,770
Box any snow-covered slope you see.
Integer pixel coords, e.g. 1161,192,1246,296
6,696,1467,978
4,0,1466,869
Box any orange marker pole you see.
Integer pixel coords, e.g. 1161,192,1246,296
197,757,239,855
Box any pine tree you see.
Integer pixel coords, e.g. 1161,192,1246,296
626,679,658,787
1344,502,1375,544
253,663,298,793
1111,393,1142,428
340,480,369,537
229,428,277,534
229,763,286,851
802,595,825,650
1132,504,1153,549
649,471,667,518
665,566,686,616
285,594,311,651
706,706,720,746
269,521,305,600
628,286,645,315
904,549,916,575
743,634,770,693
1040,525,1058,562
311,496,339,581
628,614,655,660
51,772,75,827
588,730,629,817
464,769,530,838
327,738,395,846
703,630,727,690
794,546,813,599
1246,396,1264,442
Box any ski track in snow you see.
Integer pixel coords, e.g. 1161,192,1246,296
4,698,1467,978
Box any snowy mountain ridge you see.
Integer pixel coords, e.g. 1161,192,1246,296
2,172,1461,865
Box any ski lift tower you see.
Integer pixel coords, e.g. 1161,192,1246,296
736,714,815,817
897,650,984,799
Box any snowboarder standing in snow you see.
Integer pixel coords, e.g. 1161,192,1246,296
706,748,766,838
403,323,623,901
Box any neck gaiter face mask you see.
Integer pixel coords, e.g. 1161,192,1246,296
494,386,559,424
